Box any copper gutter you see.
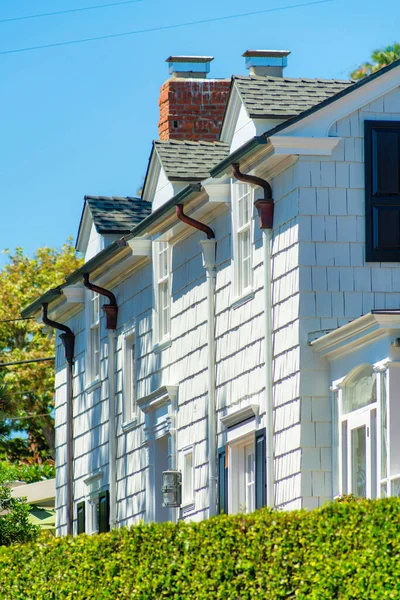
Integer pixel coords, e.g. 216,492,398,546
232,162,274,230
175,204,215,239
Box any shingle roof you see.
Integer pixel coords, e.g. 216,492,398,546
85,196,152,233
233,75,353,119
154,140,230,181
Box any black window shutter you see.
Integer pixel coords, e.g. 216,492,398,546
218,446,228,514
255,428,266,510
365,120,400,262
77,501,85,534
98,490,110,533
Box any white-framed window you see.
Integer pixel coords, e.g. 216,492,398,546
153,240,171,343
229,435,255,514
123,329,136,425
232,182,253,299
182,448,194,506
88,291,101,383
82,473,109,535
334,365,389,499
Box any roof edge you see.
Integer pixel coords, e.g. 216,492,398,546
211,58,400,178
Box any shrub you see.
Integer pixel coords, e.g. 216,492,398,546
0,483,39,547
0,498,399,599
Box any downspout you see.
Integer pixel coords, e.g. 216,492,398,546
82,273,118,529
42,302,75,535
175,204,217,517
232,163,275,508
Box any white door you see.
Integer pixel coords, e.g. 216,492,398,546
346,410,376,498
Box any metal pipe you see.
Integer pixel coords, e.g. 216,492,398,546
176,206,218,517
232,162,274,230
82,275,118,530
82,273,118,330
42,302,75,535
231,163,275,508
176,205,215,239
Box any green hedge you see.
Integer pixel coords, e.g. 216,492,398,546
0,498,399,599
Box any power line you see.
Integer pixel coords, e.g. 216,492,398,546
0,0,144,25
0,317,36,323
1,412,53,421
0,0,332,56
0,357,55,368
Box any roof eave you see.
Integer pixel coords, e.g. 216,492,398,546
21,287,64,319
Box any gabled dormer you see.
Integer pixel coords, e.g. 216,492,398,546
220,50,352,151
142,140,230,211
76,195,151,262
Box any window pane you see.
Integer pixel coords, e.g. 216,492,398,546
92,293,99,324
91,327,100,379
239,229,251,291
351,426,367,498
159,243,168,279
245,444,255,514
343,366,376,414
381,482,387,498
183,452,193,504
391,477,400,497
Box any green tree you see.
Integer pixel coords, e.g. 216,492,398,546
0,482,38,546
351,43,400,80
0,241,82,463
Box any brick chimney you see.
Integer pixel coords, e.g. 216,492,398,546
158,56,230,142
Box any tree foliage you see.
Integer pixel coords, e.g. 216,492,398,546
0,483,38,546
0,461,55,485
0,241,82,462
351,43,400,80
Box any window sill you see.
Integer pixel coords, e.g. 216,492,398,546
153,338,172,354
231,290,255,310
121,418,137,433
85,379,101,394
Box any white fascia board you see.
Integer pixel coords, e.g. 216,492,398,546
281,63,400,137
202,177,231,204
63,285,85,305
127,238,152,257
269,135,341,156
311,312,400,359
142,149,161,204
76,205,92,254
220,85,241,144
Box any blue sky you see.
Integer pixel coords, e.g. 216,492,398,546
1,0,399,267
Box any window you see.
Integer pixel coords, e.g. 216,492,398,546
365,121,400,262
182,449,194,505
222,429,266,514
123,330,136,425
154,241,171,343
89,291,100,382
77,501,85,535
232,183,253,298
83,474,109,534
337,366,379,499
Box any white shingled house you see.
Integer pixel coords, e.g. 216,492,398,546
23,50,400,536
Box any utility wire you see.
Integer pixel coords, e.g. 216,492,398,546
1,412,53,421
0,0,144,25
0,357,55,368
0,0,332,56
0,317,36,323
